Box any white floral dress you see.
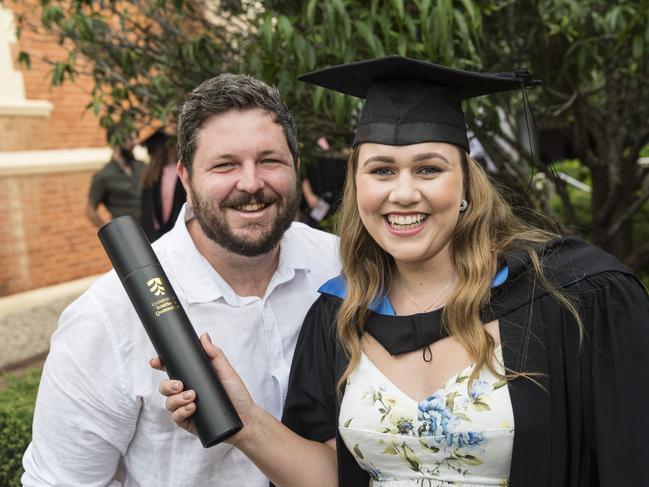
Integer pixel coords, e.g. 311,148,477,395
339,345,514,486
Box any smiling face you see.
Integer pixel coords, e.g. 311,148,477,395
179,108,300,257
355,142,465,266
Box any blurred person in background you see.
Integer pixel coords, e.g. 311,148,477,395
300,136,347,228
140,129,187,241
86,128,144,227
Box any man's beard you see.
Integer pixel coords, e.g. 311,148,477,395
190,180,301,257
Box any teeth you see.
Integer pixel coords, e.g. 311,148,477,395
237,203,265,212
386,214,427,227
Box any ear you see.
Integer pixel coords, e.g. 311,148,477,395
177,162,193,207
295,157,301,172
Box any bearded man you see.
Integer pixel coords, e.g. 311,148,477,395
22,74,340,487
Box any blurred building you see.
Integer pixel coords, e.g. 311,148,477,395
0,3,112,297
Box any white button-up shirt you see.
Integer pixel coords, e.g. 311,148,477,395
22,206,340,486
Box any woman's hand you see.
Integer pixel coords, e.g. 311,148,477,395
152,333,338,486
150,333,257,445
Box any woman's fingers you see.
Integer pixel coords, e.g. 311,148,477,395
200,332,220,359
201,334,239,383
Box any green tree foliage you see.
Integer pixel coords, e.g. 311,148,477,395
15,0,254,144
259,0,649,267
477,0,649,266
14,0,649,269
248,0,487,160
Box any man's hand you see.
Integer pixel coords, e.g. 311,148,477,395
151,333,258,446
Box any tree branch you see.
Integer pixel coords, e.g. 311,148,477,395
603,175,649,243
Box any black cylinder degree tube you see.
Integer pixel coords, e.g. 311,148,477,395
98,216,242,447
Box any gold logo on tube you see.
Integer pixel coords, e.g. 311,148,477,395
147,277,166,296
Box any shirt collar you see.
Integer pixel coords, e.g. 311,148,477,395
159,204,309,304
275,222,317,273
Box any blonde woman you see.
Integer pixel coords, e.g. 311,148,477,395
157,57,649,487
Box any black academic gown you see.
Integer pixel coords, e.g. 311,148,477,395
282,238,649,487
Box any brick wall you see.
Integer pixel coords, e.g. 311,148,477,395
0,169,111,296
0,2,112,296
1,1,105,151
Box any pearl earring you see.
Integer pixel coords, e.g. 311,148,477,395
459,199,469,212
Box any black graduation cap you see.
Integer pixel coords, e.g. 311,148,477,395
299,55,541,152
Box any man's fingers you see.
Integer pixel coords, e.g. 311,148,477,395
149,356,166,371
159,379,184,396
164,389,196,414
170,400,196,425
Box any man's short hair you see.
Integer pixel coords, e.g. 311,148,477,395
177,74,299,172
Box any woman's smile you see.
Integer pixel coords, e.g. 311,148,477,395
384,212,429,235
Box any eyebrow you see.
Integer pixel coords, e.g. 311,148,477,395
362,152,450,166
362,155,395,166
413,152,450,164
213,149,286,160
258,149,283,158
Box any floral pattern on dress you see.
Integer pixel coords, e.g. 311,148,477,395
339,346,514,486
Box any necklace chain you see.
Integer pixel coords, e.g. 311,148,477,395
400,273,457,313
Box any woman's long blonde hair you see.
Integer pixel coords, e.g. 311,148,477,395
336,146,581,390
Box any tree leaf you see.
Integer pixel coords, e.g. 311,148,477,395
91,96,101,116
354,19,376,52
397,33,407,56
278,15,293,40
391,0,404,21
42,5,64,27
52,62,69,86
312,86,325,111
632,34,644,60
419,0,432,18
305,0,318,26
259,14,274,51
459,0,479,29
17,51,31,70
331,0,347,19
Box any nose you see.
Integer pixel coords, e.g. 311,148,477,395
388,173,421,206
236,162,265,193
